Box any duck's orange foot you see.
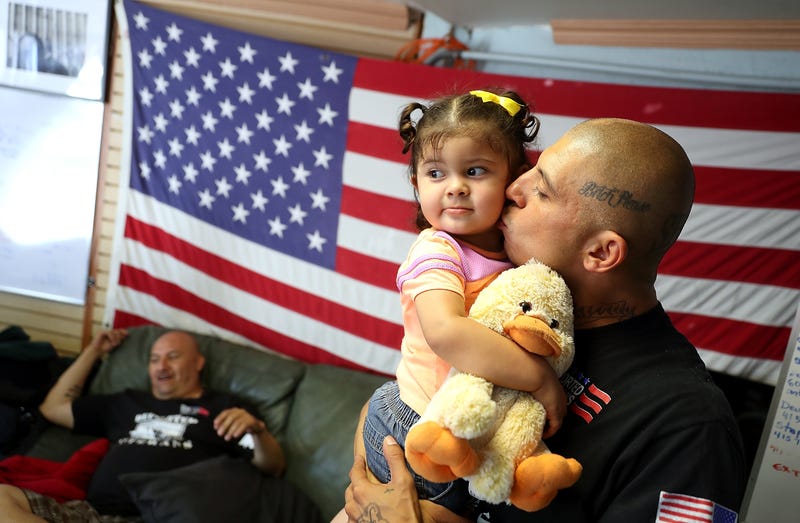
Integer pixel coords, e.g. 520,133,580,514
405,421,479,482
509,453,582,512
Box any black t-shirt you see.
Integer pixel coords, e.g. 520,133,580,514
479,304,747,522
73,389,251,515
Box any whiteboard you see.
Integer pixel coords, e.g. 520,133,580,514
0,86,103,304
741,301,800,522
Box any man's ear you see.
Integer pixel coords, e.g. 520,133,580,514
584,230,627,273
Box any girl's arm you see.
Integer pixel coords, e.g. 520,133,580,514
415,288,566,437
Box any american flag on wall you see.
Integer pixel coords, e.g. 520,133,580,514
107,0,800,383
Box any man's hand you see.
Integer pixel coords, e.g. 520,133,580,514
345,436,423,523
85,328,129,357
214,407,265,441
215,408,286,477
344,436,471,523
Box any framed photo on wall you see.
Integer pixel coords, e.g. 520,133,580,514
0,0,111,100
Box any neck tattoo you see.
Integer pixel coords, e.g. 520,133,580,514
575,301,634,325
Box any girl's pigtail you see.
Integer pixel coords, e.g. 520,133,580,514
522,113,541,143
399,102,426,154
497,89,539,145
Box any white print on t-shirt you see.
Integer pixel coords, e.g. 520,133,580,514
238,433,254,449
118,412,199,448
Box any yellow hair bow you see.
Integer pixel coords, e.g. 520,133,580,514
470,90,524,117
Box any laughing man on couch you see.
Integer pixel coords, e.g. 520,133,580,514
0,328,319,522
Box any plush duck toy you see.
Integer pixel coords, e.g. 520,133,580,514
404,259,582,511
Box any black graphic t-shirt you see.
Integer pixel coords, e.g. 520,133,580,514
479,304,747,522
73,389,251,515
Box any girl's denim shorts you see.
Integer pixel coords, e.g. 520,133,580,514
362,380,478,517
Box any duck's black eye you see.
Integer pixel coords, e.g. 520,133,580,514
519,301,532,313
550,319,559,329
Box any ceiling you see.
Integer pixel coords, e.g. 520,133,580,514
398,0,800,28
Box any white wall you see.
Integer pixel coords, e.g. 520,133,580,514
422,16,800,92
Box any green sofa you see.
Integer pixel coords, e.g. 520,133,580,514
24,325,388,521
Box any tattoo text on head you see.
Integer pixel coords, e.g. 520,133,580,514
578,181,651,213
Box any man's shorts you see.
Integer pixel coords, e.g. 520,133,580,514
23,489,141,523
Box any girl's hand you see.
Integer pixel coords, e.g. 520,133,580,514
530,364,567,438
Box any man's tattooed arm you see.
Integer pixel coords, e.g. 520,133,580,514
64,384,84,400
39,330,127,429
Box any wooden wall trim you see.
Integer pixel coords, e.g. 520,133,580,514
82,22,120,349
138,0,421,58
181,0,417,31
551,19,800,49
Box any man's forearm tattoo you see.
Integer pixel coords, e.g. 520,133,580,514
64,384,83,399
578,181,651,213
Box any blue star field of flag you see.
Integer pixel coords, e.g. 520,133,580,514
126,2,358,268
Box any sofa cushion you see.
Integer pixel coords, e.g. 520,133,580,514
283,363,386,520
88,325,306,440
120,454,324,523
